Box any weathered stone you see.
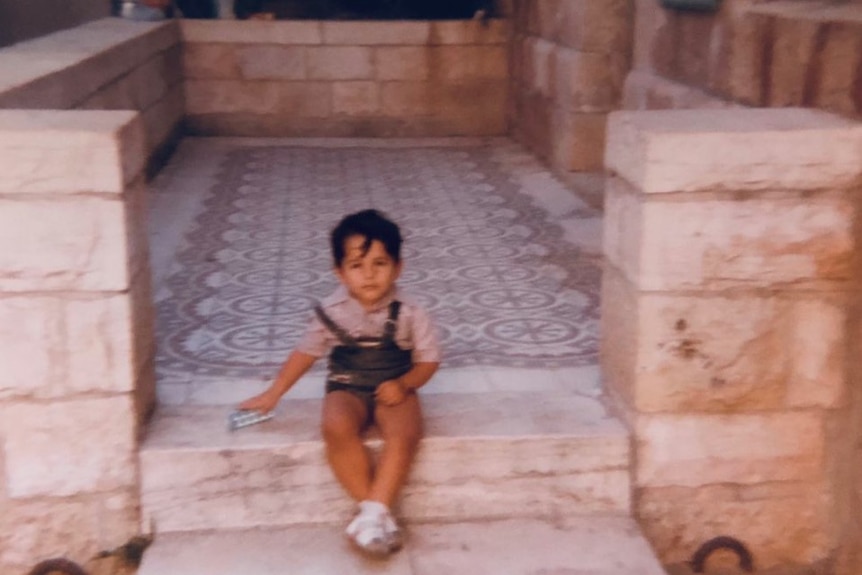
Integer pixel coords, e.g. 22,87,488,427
142,84,184,154
554,46,625,112
0,489,139,573
183,43,241,79
722,11,772,106
180,19,322,44
636,411,825,488
605,109,862,194
605,183,855,291
0,297,59,400
276,82,332,118
813,22,862,117
0,110,146,195
769,15,821,107
433,46,508,81
551,110,607,172
375,47,430,81
237,46,306,80
0,196,135,292
558,0,633,54
430,20,509,45
599,264,640,412
332,81,380,116
322,21,430,45
638,482,833,568
381,82,433,117
306,46,373,80
2,396,137,497
185,79,280,114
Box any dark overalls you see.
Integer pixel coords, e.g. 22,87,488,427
315,301,413,422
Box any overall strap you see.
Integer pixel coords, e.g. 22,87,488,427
314,306,357,346
382,301,402,341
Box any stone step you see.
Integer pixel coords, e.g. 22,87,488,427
138,516,666,575
140,390,631,533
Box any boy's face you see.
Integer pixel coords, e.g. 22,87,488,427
336,235,401,309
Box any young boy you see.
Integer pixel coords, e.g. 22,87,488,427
239,209,440,557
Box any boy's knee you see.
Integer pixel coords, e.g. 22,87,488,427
321,417,359,445
390,425,422,451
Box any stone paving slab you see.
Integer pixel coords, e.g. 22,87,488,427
137,516,666,575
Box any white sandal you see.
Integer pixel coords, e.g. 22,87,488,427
346,511,389,558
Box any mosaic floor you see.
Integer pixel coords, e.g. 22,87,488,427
149,138,604,404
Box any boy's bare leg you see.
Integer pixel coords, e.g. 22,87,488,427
368,393,423,507
322,391,372,502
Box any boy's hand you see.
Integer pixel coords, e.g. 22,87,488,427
376,379,408,406
238,390,280,414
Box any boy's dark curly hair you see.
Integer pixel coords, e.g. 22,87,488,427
331,209,402,267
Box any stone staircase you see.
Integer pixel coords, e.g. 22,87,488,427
136,381,666,574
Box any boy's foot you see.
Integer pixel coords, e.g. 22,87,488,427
380,511,403,552
346,504,389,558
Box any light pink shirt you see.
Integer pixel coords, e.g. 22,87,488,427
296,286,441,364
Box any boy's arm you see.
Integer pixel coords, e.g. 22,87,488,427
239,350,317,413
397,361,439,392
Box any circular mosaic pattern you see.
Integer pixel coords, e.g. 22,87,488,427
470,288,556,311
228,293,317,317
484,318,580,345
156,146,601,379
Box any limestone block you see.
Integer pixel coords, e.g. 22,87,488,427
307,46,373,80
631,0,670,73
237,46,307,80
163,44,184,89
605,109,862,194
625,290,845,412
0,489,139,572
722,11,772,106
638,482,833,568
375,47,430,81
180,20,322,44
813,22,862,117
554,46,625,112
604,182,854,290
599,263,639,411
381,82,433,117
636,411,825,488
430,20,510,45
322,21,430,45
535,0,564,41
769,16,821,107
2,396,137,497
526,38,554,97
276,82,332,118
433,81,509,135
183,43,240,79
0,196,141,292
433,46,509,81
0,297,59,400
0,110,146,195
185,79,279,114
558,0,633,54
333,82,380,116
0,287,151,400
551,110,607,172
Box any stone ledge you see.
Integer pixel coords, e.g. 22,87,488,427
606,108,862,194
0,19,180,109
0,110,146,195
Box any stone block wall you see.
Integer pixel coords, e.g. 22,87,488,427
509,0,633,172
0,110,154,574
601,108,862,571
0,18,184,175
625,0,862,118
181,19,510,137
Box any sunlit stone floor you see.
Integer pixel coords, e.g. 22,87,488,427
148,137,605,407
